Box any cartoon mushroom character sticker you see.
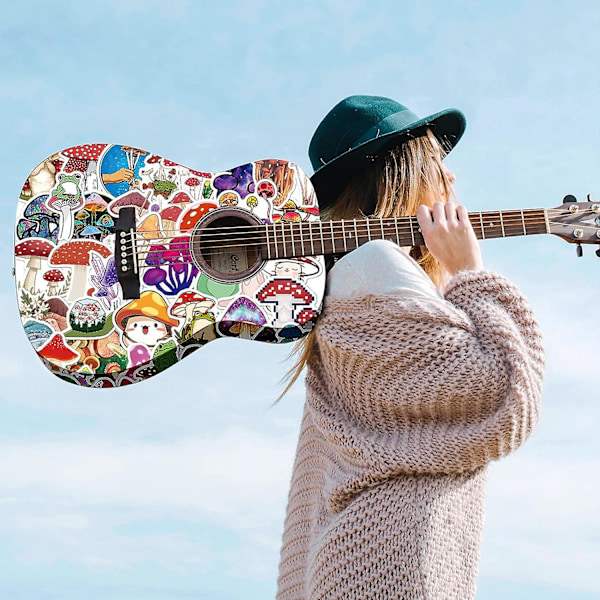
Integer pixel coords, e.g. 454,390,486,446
49,240,111,301
256,279,315,327
114,292,179,368
15,238,55,293
170,292,216,341
273,257,320,280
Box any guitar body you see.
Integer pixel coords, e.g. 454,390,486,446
14,144,325,387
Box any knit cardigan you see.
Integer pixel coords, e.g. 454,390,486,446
276,270,545,600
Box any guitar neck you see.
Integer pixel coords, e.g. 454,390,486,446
264,208,549,259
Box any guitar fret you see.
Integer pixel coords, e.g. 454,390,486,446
342,220,347,253
353,219,359,249
290,223,296,257
273,224,279,259
279,222,286,258
299,221,303,256
366,219,372,241
309,222,315,255
409,217,416,245
521,209,527,235
499,211,506,237
319,221,325,254
330,221,336,253
380,217,385,240
265,223,271,259
479,212,486,239
394,218,400,245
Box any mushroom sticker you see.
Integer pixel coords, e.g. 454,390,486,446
43,269,65,296
256,279,315,327
46,173,85,241
218,297,266,340
16,195,60,243
15,239,55,293
38,333,79,369
114,291,178,368
49,240,111,301
170,291,216,341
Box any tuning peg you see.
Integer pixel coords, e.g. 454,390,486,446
587,193,595,202
576,243,583,257
596,246,600,258
563,194,577,203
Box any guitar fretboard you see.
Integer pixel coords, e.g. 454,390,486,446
264,208,549,259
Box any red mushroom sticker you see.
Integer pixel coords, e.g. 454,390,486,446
179,203,218,232
62,144,107,173
15,239,55,292
43,269,65,296
256,279,315,327
38,333,78,368
49,240,111,302
185,177,201,201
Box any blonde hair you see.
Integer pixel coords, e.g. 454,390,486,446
278,131,454,400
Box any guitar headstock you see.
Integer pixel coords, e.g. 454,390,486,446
549,194,600,257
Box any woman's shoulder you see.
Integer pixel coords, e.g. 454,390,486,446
326,239,444,301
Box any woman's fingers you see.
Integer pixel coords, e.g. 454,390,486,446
432,202,446,224
445,201,459,226
415,200,483,275
416,204,433,232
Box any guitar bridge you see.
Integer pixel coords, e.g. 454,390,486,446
114,207,140,299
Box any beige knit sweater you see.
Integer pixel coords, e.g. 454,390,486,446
276,270,544,599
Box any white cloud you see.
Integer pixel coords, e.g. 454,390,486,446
0,427,296,530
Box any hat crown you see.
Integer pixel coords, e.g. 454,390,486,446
309,95,418,171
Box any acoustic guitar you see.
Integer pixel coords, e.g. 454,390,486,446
13,144,600,387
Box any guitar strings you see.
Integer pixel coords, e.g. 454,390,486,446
127,212,587,257
120,214,594,266
130,214,554,256
124,212,585,254
126,209,585,248
122,207,578,240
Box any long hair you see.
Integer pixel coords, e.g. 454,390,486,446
278,131,454,400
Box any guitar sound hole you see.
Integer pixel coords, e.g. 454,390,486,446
191,209,265,283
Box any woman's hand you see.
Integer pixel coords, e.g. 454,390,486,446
416,200,483,275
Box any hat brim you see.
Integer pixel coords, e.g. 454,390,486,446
310,108,466,210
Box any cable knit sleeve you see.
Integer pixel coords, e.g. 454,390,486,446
306,270,544,508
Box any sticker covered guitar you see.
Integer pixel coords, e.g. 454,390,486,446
14,144,600,388
14,144,326,387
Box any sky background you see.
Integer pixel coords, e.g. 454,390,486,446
1,1,599,598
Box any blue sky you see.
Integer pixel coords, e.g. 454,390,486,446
1,1,599,598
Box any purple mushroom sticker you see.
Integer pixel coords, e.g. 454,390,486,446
219,297,266,339
143,236,199,296
256,279,315,327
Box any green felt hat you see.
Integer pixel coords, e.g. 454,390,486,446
309,95,466,208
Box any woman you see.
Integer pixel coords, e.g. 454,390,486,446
276,96,544,599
